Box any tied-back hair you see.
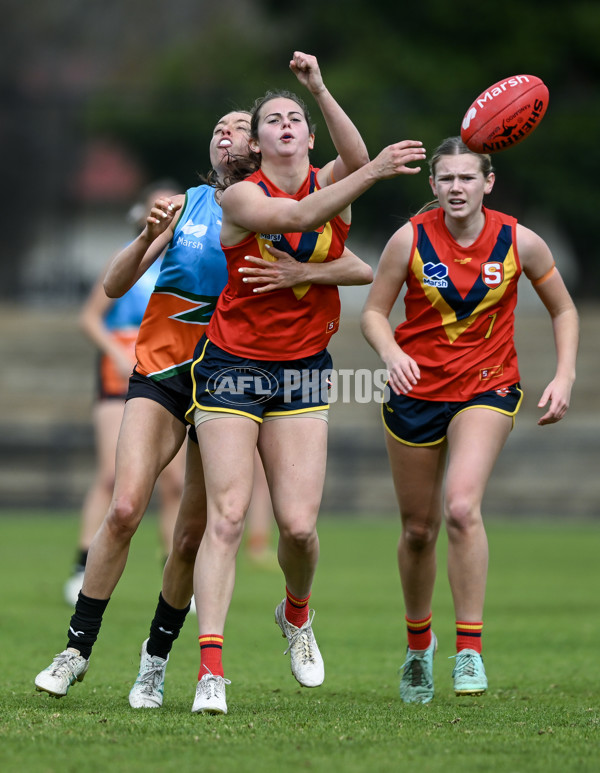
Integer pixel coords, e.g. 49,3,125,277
416,136,494,215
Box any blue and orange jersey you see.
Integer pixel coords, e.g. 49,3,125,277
395,206,522,400
134,184,228,385
207,166,350,360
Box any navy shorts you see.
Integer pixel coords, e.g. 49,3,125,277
383,383,523,446
127,369,197,442
188,337,332,423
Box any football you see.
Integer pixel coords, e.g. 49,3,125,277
460,75,549,153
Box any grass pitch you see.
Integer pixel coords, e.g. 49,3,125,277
1,513,598,773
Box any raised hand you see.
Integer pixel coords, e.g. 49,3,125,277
289,51,325,96
146,197,182,240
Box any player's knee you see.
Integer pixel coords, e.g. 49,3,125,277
279,520,317,553
402,518,437,552
209,504,246,546
445,495,479,533
105,495,144,540
172,523,204,563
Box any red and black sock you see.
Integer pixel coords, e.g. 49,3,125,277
456,620,483,653
198,634,224,678
405,613,432,651
284,587,310,628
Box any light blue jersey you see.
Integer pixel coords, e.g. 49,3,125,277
155,184,228,304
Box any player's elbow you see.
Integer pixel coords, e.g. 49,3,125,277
348,149,371,172
103,277,123,299
291,213,326,232
357,262,374,285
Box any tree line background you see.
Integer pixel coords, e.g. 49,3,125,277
2,0,599,300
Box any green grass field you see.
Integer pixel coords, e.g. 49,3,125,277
1,513,598,773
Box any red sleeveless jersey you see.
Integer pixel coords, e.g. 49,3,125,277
207,166,350,360
395,206,522,400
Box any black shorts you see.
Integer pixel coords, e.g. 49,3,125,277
382,383,523,446
127,369,197,442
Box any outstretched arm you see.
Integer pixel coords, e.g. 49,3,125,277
103,195,183,297
221,140,426,245
238,243,373,293
290,51,369,185
519,224,579,425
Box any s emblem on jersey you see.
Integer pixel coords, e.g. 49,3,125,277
482,262,504,287
423,262,449,288
180,220,208,238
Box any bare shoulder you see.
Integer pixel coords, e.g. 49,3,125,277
221,180,260,209
373,222,414,283
382,221,414,258
516,222,548,252
516,223,554,276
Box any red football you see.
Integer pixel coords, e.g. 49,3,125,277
460,75,549,153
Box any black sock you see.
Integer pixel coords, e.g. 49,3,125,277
71,548,88,573
66,592,110,659
76,549,89,569
147,592,190,660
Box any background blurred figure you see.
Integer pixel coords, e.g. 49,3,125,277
64,181,185,605
245,460,276,568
